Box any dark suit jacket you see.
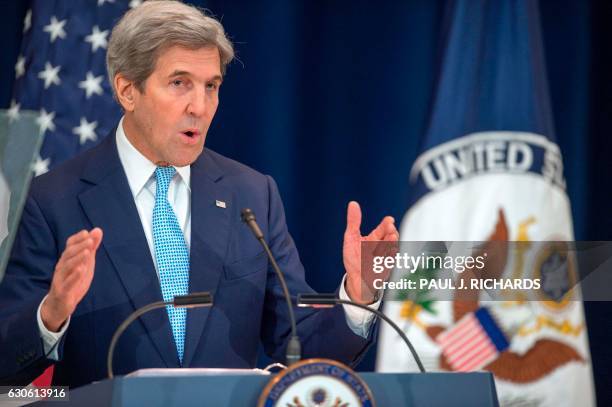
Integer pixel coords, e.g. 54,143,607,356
0,133,374,388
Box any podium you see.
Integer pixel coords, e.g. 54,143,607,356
30,372,499,406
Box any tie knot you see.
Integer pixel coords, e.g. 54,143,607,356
155,166,176,196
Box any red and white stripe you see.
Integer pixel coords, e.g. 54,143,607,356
436,313,499,372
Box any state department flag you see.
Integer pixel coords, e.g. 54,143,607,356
376,1,595,406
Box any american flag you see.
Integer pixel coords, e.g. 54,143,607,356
9,0,144,386
436,307,509,372
8,0,145,177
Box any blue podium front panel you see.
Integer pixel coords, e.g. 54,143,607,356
30,372,499,406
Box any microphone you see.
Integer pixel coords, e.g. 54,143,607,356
297,293,426,373
107,292,213,379
241,208,301,366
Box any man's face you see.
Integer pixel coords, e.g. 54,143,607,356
123,46,222,166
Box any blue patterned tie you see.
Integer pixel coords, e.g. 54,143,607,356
152,166,189,364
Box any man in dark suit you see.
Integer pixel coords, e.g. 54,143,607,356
0,1,398,387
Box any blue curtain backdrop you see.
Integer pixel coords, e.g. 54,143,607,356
1,0,609,402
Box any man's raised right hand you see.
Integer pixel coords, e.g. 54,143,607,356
40,228,103,332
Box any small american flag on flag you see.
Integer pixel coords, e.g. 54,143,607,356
436,307,509,372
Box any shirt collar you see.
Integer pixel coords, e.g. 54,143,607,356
115,116,191,198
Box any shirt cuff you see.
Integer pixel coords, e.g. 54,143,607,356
37,295,70,361
338,274,382,338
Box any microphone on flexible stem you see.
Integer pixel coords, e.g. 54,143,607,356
107,292,213,379
297,293,426,373
241,208,301,366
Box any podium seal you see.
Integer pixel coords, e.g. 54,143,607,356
258,359,375,407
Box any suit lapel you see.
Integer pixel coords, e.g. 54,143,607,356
77,134,179,368
182,150,231,367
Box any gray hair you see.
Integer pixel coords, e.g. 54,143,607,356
106,0,234,96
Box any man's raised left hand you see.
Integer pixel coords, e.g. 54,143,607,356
343,201,399,304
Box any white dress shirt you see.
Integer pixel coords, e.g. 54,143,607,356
38,117,380,359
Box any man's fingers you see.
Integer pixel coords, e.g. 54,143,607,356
345,201,362,236
385,217,397,234
369,216,395,240
65,230,90,247
372,240,389,258
61,237,94,262
384,231,399,241
59,249,91,275
90,227,103,250
63,265,92,288
61,228,103,262
53,227,101,290
382,218,398,240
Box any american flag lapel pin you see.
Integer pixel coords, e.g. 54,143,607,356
215,200,226,208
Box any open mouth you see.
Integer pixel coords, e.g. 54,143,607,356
179,129,201,143
182,130,197,138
